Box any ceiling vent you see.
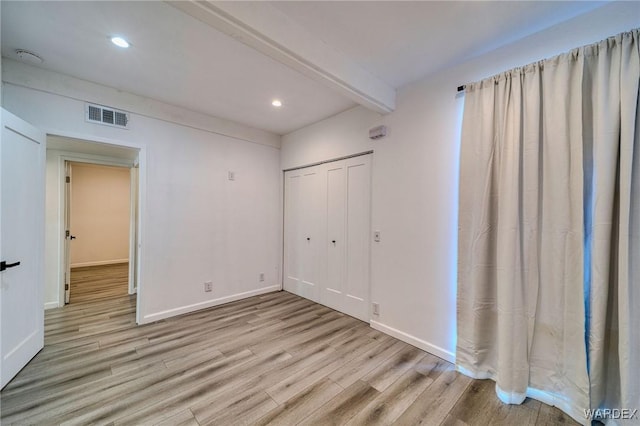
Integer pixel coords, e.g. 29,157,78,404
85,103,129,129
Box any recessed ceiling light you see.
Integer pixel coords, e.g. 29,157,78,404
111,36,130,48
271,99,282,107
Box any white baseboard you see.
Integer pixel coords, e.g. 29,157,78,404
44,301,61,310
370,320,455,363
141,285,281,324
71,259,129,268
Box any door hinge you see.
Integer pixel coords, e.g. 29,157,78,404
66,176,71,183
66,230,70,238
65,284,69,290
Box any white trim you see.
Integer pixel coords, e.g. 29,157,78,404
44,302,60,310
141,285,281,324
128,166,139,296
369,320,455,363
71,259,128,268
4,329,39,359
46,131,146,325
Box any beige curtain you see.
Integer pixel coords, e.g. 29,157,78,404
457,29,639,424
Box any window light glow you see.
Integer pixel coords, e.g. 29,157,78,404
111,37,130,48
271,99,282,107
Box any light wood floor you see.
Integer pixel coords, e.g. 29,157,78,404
0,266,579,425
70,263,129,304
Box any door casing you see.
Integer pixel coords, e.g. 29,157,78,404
46,132,145,324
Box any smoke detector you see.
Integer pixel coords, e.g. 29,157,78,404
369,125,387,140
15,49,43,65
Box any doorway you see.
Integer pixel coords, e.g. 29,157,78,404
45,135,142,321
65,162,132,304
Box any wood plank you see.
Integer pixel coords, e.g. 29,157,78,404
392,366,472,426
253,378,343,426
195,391,278,426
153,409,200,426
535,401,581,425
433,378,500,426
362,345,427,392
299,380,380,425
487,397,541,426
346,368,435,425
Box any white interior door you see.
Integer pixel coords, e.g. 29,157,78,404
0,108,46,389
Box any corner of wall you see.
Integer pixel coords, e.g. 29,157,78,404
370,320,455,363
140,285,280,324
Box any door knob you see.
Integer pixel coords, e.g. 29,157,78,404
306,237,311,241
0,261,21,272
70,235,77,240
332,240,336,244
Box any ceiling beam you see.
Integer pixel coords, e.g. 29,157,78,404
168,1,396,114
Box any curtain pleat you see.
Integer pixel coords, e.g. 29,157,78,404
457,29,639,425
587,30,640,420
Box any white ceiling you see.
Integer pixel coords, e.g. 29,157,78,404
1,1,609,135
271,1,608,88
0,1,355,135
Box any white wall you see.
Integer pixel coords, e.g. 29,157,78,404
69,163,131,267
281,1,640,362
3,62,282,323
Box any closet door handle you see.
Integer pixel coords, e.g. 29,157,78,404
332,240,336,244
306,237,311,241
0,261,21,272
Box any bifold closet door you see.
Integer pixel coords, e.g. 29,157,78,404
324,156,371,321
284,154,371,322
283,166,323,302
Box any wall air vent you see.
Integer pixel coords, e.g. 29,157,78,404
85,103,129,129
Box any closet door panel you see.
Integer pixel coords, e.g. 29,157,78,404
344,157,371,321
283,171,302,293
324,163,346,311
298,167,323,302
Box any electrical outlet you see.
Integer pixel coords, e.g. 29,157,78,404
374,231,381,242
259,273,265,282
204,281,213,292
373,302,380,315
